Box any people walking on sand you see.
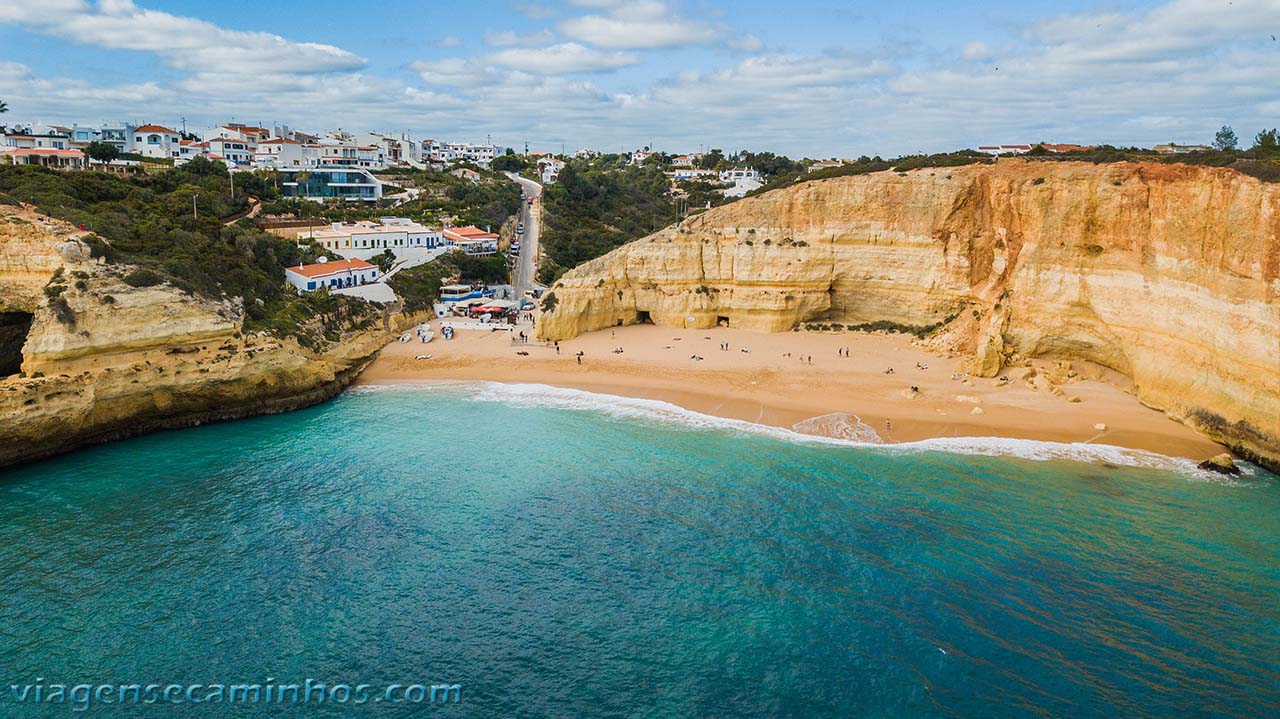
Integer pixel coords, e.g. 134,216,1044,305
576,351,584,365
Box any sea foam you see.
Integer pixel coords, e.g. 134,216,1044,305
352,381,1250,481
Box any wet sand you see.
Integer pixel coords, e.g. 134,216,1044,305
358,321,1224,462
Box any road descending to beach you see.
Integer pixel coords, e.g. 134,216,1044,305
359,322,1222,461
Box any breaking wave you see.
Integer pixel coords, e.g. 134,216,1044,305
350,381,1253,481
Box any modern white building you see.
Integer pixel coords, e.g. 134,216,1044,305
98,125,135,153
278,167,383,202
285,257,380,293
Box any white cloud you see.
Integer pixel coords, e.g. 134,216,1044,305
435,36,463,48
961,42,992,61
3,0,1280,158
559,0,718,49
489,43,639,73
410,58,495,87
484,28,557,47
0,0,365,74
514,2,555,20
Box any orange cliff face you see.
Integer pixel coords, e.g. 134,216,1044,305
537,160,1280,469
0,208,402,468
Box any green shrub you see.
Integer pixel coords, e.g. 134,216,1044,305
123,268,165,287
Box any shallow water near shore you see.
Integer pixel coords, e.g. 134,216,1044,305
1,385,1277,717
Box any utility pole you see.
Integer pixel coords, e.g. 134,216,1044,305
229,170,235,202
193,193,199,219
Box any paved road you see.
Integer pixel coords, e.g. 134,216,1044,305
506,174,543,298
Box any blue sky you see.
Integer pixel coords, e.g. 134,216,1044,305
2,0,1277,157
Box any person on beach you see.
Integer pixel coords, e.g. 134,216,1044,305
576,351,583,365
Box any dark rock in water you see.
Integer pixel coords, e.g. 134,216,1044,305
1198,453,1241,476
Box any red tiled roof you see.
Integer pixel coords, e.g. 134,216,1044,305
135,124,177,134
259,138,300,145
286,258,376,279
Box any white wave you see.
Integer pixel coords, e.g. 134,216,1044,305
350,380,1254,480
793,412,885,443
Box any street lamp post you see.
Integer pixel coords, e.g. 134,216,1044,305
193,193,199,219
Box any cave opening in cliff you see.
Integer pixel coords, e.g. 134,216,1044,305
0,312,34,377
717,316,730,327
636,310,652,324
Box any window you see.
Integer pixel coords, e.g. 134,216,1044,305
307,281,316,290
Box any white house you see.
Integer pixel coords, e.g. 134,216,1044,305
975,144,1033,156
3,132,71,150
442,226,500,255
98,125,135,153
538,156,565,184
206,123,271,146
205,137,253,166
630,150,654,165
173,139,208,165
719,168,763,198
668,168,717,180
429,142,496,169
254,137,306,168
308,218,443,260
285,257,380,293
129,125,181,159
1,147,86,169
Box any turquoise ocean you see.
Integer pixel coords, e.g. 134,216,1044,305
1,382,1277,717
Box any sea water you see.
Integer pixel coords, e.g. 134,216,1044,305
0,383,1276,718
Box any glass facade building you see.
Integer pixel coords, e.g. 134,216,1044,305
278,167,382,202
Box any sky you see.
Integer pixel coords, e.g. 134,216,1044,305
1,0,1278,157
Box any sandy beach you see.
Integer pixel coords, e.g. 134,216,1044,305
357,319,1225,462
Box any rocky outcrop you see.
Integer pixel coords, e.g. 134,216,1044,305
0,208,404,468
538,161,1280,469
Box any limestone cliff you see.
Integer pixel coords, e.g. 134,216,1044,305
538,161,1280,469
0,208,404,468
